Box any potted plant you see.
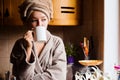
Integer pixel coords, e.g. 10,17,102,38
65,42,76,64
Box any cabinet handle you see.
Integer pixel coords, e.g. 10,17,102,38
61,6,75,14
0,11,1,16
61,7,75,9
4,8,9,17
61,11,75,13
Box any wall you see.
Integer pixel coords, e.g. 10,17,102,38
0,26,27,78
104,0,119,79
92,0,104,64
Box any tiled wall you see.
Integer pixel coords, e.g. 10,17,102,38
0,26,27,78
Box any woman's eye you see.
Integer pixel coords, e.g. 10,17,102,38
29,18,47,23
41,18,46,21
30,19,38,23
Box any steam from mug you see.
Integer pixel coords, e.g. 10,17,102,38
35,26,47,42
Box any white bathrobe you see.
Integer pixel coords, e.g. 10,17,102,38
10,30,67,80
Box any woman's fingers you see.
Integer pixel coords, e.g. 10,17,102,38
23,30,34,47
24,30,33,41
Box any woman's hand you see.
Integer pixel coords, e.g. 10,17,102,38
23,30,34,62
24,30,34,48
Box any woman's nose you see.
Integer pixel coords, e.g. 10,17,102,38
37,19,42,26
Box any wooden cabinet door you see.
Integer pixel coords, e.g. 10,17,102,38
0,0,3,26
1,0,23,26
49,0,81,26
10,0,23,26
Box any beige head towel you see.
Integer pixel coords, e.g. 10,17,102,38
19,0,53,22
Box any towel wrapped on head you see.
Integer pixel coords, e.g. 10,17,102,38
19,0,53,22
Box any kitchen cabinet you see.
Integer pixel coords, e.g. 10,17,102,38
0,0,23,26
0,0,81,26
49,0,81,26
0,0,3,25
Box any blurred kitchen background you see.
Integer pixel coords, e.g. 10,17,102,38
0,0,120,79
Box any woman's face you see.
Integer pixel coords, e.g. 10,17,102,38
27,11,49,29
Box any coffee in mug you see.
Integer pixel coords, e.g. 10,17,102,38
34,26,47,42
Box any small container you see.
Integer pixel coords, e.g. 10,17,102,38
67,55,74,64
114,65,120,80
117,71,120,80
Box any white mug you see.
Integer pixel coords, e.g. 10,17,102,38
34,26,47,42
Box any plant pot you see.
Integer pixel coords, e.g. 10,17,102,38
67,56,74,64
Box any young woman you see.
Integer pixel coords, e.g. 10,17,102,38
10,0,67,80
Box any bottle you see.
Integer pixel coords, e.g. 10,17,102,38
118,71,120,80
5,71,10,80
11,76,16,80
